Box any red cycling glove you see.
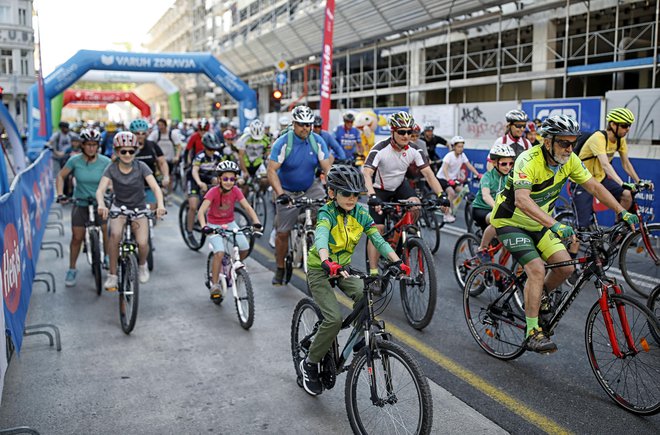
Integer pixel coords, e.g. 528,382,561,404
321,259,344,276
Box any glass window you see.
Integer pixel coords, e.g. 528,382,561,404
20,50,28,75
18,8,26,26
1,49,13,75
0,6,10,24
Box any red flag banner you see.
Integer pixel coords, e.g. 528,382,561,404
319,0,336,131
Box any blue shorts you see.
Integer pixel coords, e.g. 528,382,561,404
207,221,250,254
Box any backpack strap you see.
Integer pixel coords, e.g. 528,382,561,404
285,130,319,160
579,130,609,162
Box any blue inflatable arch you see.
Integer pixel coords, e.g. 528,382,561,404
27,50,258,158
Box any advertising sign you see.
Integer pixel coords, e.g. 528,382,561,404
605,89,660,144
375,107,409,135
411,104,455,139
522,97,602,133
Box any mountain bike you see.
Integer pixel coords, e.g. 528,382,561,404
109,207,152,335
463,222,660,415
283,197,326,284
78,197,104,295
648,284,660,345
366,200,438,330
204,225,262,329
179,199,206,251
245,174,268,229
412,181,443,254
146,214,155,271
291,267,433,434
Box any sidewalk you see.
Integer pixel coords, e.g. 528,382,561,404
0,217,506,434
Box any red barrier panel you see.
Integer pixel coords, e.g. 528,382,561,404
63,90,151,117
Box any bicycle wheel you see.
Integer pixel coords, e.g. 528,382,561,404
585,293,660,415
118,254,140,334
452,233,480,290
291,298,323,387
464,200,476,234
618,222,660,298
233,207,254,257
400,237,437,330
147,232,154,272
89,229,103,296
421,208,441,254
649,285,660,345
251,190,268,229
553,210,576,229
345,339,433,435
463,263,526,360
234,268,255,330
178,201,205,251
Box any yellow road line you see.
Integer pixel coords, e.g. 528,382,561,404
253,242,572,435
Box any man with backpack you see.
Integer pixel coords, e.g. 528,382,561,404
148,118,184,194
573,108,650,230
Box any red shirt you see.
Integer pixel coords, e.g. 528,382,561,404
204,185,245,225
186,132,205,155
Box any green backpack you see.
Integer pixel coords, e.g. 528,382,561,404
284,130,319,160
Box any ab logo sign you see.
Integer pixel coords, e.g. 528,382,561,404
2,224,21,313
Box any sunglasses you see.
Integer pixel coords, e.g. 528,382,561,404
338,190,360,198
498,161,514,167
512,124,526,129
294,122,313,128
617,123,631,129
396,129,414,136
221,176,236,182
134,131,147,135
118,149,136,155
554,139,577,149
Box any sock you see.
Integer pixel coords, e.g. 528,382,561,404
369,268,379,276
526,317,539,336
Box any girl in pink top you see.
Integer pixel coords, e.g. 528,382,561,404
198,161,261,298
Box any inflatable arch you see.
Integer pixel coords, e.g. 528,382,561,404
27,50,257,158
49,70,182,129
63,90,151,118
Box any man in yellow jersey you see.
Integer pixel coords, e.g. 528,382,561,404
490,115,639,353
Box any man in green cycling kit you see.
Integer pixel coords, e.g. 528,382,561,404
490,115,639,354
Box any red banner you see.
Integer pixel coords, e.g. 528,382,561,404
319,0,336,131
63,90,151,117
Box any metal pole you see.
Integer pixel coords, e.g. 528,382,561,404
373,43,377,107
407,35,411,107
346,51,350,108
463,32,468,103
446,25,451,105
563,0,570,98
653,0,659,88
516,19,521,101
496,13,502,101
612,1,620,90
584,0,590,97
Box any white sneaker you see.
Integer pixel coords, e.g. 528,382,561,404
443,212,456,223
269,229,276,249
104,274,118,291
210,283,223,298
138,264,150,283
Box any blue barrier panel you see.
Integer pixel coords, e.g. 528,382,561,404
374,107,409,135
0,150,53,352
522,98,602,132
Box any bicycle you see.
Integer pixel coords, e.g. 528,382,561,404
245,174,268,229
179,199,206,251
291,267,433,434
648,284,660,345
412,180,443,254
109,207,152,335
449,178,477,233
283,197,326,284
75,197,105,295
463,222,660,415
146,214,155,271
204,225,262,329
366,200,438,330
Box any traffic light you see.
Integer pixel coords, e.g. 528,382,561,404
272,89,283,100
212,101,221,111
272,89,282,111
0,86,4,95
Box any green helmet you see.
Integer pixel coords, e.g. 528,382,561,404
129,119,149,133
606,108,635,125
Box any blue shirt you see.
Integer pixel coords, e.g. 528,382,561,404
269,131,329,192
334,126,361,158
319,130,346,159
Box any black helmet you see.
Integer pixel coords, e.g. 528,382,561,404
202,132,221,150
313,115,323,127
327,165,366,194
59,121,70,129
343,113,355,122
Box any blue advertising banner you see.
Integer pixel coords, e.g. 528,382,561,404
521,98,602,132
0,150,53,352
374,107,409,135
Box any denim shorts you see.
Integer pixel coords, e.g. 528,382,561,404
207,221,250,253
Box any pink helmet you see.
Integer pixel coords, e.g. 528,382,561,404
223,129,236,140
113,131,138,148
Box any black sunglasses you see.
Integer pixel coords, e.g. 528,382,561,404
119,149,136,155
512,123,527,129
294,122,313,127
616,123,631,129
554,139,577,149
396,129,414,136
338,190,360,198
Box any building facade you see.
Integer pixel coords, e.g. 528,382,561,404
0,0,34,133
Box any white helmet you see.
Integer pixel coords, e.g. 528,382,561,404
489,143,516,159
249,119,265,140
278,116,289,126
229,120,239,129
291,105,315,124
450,135,465,146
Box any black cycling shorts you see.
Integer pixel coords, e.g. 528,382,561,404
471,207,491,232
369,182,417,225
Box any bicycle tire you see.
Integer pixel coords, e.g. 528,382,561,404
421,208,441,254
233,207,254,257
452,233,480,290
89,229,103,296
147,232,154,272
464,200,476,234
463,263,526,360
291,298,323,387
205,251,213,289
648,284,660,345
251,190,268,230
585,293,660,415
345,339,433,435
119,254,140,334
178,201,205,251
400,237,437,330
234,268,255,330
553,210,576,229
618,222,660,298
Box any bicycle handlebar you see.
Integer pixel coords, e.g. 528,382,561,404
206,225,263,238
108,206,153,220
290,197,327,207
575,221,628,243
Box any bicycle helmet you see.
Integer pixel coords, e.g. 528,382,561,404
423,122,434,131
279,116,290,126
249,119,265,140
223,129,236,140
313,115,323,127
69,133,81,143
216,160,241,175
388,111,415,130
327,165,367,194
80,128,101,143
539,115,580,137
606,108,635,125
59,121,70,129
343,112,355,122
450,135,466,146
489,143,515,160
413,124,421,133
129,119,149,133
113,131,138,148
505,109,528,123
202,132,221,150
198,118,210,131
291,105,315,124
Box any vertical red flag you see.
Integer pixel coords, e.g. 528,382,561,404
319,0,336,131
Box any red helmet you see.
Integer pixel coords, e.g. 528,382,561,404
113,131,138,148
223,130,236,140
413,124,421,133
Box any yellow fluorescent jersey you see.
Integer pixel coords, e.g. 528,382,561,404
491,145,592,231
578,132,628,182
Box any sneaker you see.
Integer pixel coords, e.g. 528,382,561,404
299,359,322,396
476,249,491,264
209,283,223,299
138,264,150,284
443,212,456,223
524,328,557,354
568,269,580,286
104,274,118,291
272,267,285,286
269,229,276,249
65,269,77,287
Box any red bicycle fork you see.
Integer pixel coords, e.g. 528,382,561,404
598,283,638,358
